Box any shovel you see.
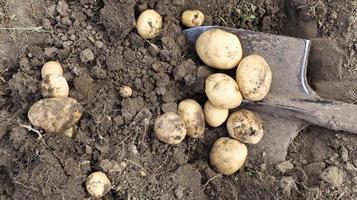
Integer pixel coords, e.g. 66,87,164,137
183,26,357,164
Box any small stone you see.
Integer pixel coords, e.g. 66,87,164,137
330,11,337,19
44,47,59,58
140,170,147,177
85,145,92,154
280,177,297,197
174,185,184,198
339,146,349,162
62,41,73,48
95,41,104,48
304,162,325,177
80,48,95,63
119,86,132,98
260,163,267,171
346,162,357,171
276,161,294,173
320,166,344,187
61,16,72,25
57,1,69,17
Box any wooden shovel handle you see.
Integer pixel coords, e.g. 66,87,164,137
243,98,357,134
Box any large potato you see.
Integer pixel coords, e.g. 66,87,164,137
41,61,63,78
181,10,204,27
136,10,162,39
227,109,264,144
28,97,82,134
41,74,69,98
236,54,272,101
154,112,186,144
204,100,228,127
196,29,243,69
205,73,242,109
178,99,205,138
210,137,247,175
86,172,111,198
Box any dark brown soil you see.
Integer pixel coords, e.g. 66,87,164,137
0,0,356,199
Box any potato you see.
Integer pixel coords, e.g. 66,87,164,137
227,109,264,144
236,54,272,101
136,9,162,39
41,74,69,98
86,172,111,198
154,112,186,144
210,137,247,175
119,85,132,98
178,99,205,138
196,29,243,69
205,73,242,109
28,97,82,134
181,10,204,27
204,100,228,127
41,61,63,78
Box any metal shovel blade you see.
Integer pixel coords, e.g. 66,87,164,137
183,26,357,164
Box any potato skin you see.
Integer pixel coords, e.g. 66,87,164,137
205,73,242,109
181,10,204,27
136,10,162,39
204,100,228,127
86,172,111,198
154,112,186,144
41,61,63,78
227,109,264,144
196,29,242,69
178,99,205,138
210,137,248,175
41,74,69,98
236,54,272,101
28,97,82,134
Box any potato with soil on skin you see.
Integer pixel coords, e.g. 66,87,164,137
205,73,242,109
236,54,272,101
86,172,111,198
136,9,162,39
28,97,82,134
196,28,243,69
210,137,248,175
204,100,228,127
154,112,186,144
227,109,264,144
41,74,69,98
178,99,205,138
181,10,204,27
41,61,63,78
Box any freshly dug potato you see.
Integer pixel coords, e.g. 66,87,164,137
41,74,69,98
28,97,82,134
205,73,242,109
119,85,132,98
204,100,228,127
181,10,204,27
41,61,63,78
154,112,186,144
236,54,272,101
178,99,205,138
86,172,111,198
196,29,243,69
227,109,264,144
136,9,162,39
210,137,248,175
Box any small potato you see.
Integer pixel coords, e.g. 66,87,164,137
196,29,243,69
136,9,162,39
41,74,69,98
154,112,186,144
41,61,63,78
205,73,242,109
210,137,247,175
86,172,111,198
204,100,228,127
28,97,82,134
119,85,132,98
181,10,204,27
227,109,264,144
236,54,272,101
178,99,205,138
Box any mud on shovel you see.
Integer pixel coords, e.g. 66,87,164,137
184,26,357,164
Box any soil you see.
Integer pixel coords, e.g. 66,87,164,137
0,0,356,199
